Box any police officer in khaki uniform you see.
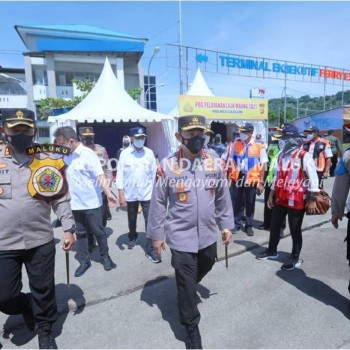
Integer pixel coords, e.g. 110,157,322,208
0,108,76,349
147,115,234,349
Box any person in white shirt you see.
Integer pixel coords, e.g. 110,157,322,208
256,124,319,270
54,127,117,277
116,127,160,263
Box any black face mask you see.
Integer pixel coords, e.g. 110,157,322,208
123,141,130,148
82,136,94,146
6,134,33,152
182,135,205,154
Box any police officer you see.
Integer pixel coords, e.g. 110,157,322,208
211,133,226,157
0,108,76,349
147,115,234,349
303,126,332,187
79,127,113,251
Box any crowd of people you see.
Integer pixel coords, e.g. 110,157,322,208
0,107,348,349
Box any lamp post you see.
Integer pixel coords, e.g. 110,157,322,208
147,46,160,110
144,83,165,109
281,87,287,123
0,73,26,91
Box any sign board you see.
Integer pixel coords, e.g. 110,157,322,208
250,88,266,98
178,95,268,120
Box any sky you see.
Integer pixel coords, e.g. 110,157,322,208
1,1,350,114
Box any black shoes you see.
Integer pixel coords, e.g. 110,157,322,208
232,226,241,234
38,326,57,349
101,255,117,271
258,224,269,231
127,234,138,249
281,256,301,271
246,226,254,236
75,261,91,277
145,250,162,264
256,249,279,260
185,327,203,349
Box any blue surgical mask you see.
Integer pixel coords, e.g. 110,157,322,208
134,139,145,148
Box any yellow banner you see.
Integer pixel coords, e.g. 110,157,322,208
178,95,268,120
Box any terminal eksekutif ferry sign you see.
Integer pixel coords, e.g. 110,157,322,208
178,96,268,120
219,55,350,81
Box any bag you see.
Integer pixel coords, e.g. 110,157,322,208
305,190,331,215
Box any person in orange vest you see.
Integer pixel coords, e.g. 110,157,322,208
256,124,319,270
302,126,332,188
228,122,268,236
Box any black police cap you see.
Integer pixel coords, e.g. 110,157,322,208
178,115,206,131
2,108,35,128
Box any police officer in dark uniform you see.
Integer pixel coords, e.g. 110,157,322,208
0,109,76,349
147,115,234,349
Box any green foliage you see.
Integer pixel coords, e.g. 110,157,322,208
268,89,350,126
127,87,143,101
37,79,94,119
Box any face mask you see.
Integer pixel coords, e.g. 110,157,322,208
204,135,211,147
182,135,205,154
240,133,248,142
306,134,313,140
278,139,287,151
123,141,130,148
6,134,33,152
134,139,145,148
82,136,94,146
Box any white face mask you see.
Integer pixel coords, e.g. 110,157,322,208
306,134,313,140
278,139,286,151
240,133,248,142
133,139,145,148
204,135,211,147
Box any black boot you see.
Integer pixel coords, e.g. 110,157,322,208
38,326,57,349
185,326,203,349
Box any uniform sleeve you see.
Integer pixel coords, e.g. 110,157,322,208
89,151,104,178
214,168,235,230
324,143,333,158
259,146,269,164
52,192,75,232
116,150,125,190
303,152,320,192
146,162,168,241
149,149,157,181
102,147,113,182
331,151,350,217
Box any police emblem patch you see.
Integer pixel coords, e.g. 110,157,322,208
0,162,7,169
0,186,3,195
28,156,68,203
178,192,188,202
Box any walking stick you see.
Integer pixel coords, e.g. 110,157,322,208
64,239,70,288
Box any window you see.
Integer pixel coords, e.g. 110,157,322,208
38,128,50,138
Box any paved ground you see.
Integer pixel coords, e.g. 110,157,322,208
1,177,349,349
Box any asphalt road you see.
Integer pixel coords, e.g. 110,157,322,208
1,177,349,349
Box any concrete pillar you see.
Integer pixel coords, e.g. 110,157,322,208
45,54,57,98
24,56,35,113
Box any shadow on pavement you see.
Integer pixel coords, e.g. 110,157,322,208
276,269,350,320
1,283,85,347
140,276,185,343
115,232,147,252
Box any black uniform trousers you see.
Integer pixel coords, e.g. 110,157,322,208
263,184,286,230
268,204,305,258
127,200,153,252
330,154,338,177
73,207,109,263
0,240,57,329
171,242,217,331
232,176,257,229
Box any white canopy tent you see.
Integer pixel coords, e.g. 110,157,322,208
48,58,174,160
167,68,214,152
